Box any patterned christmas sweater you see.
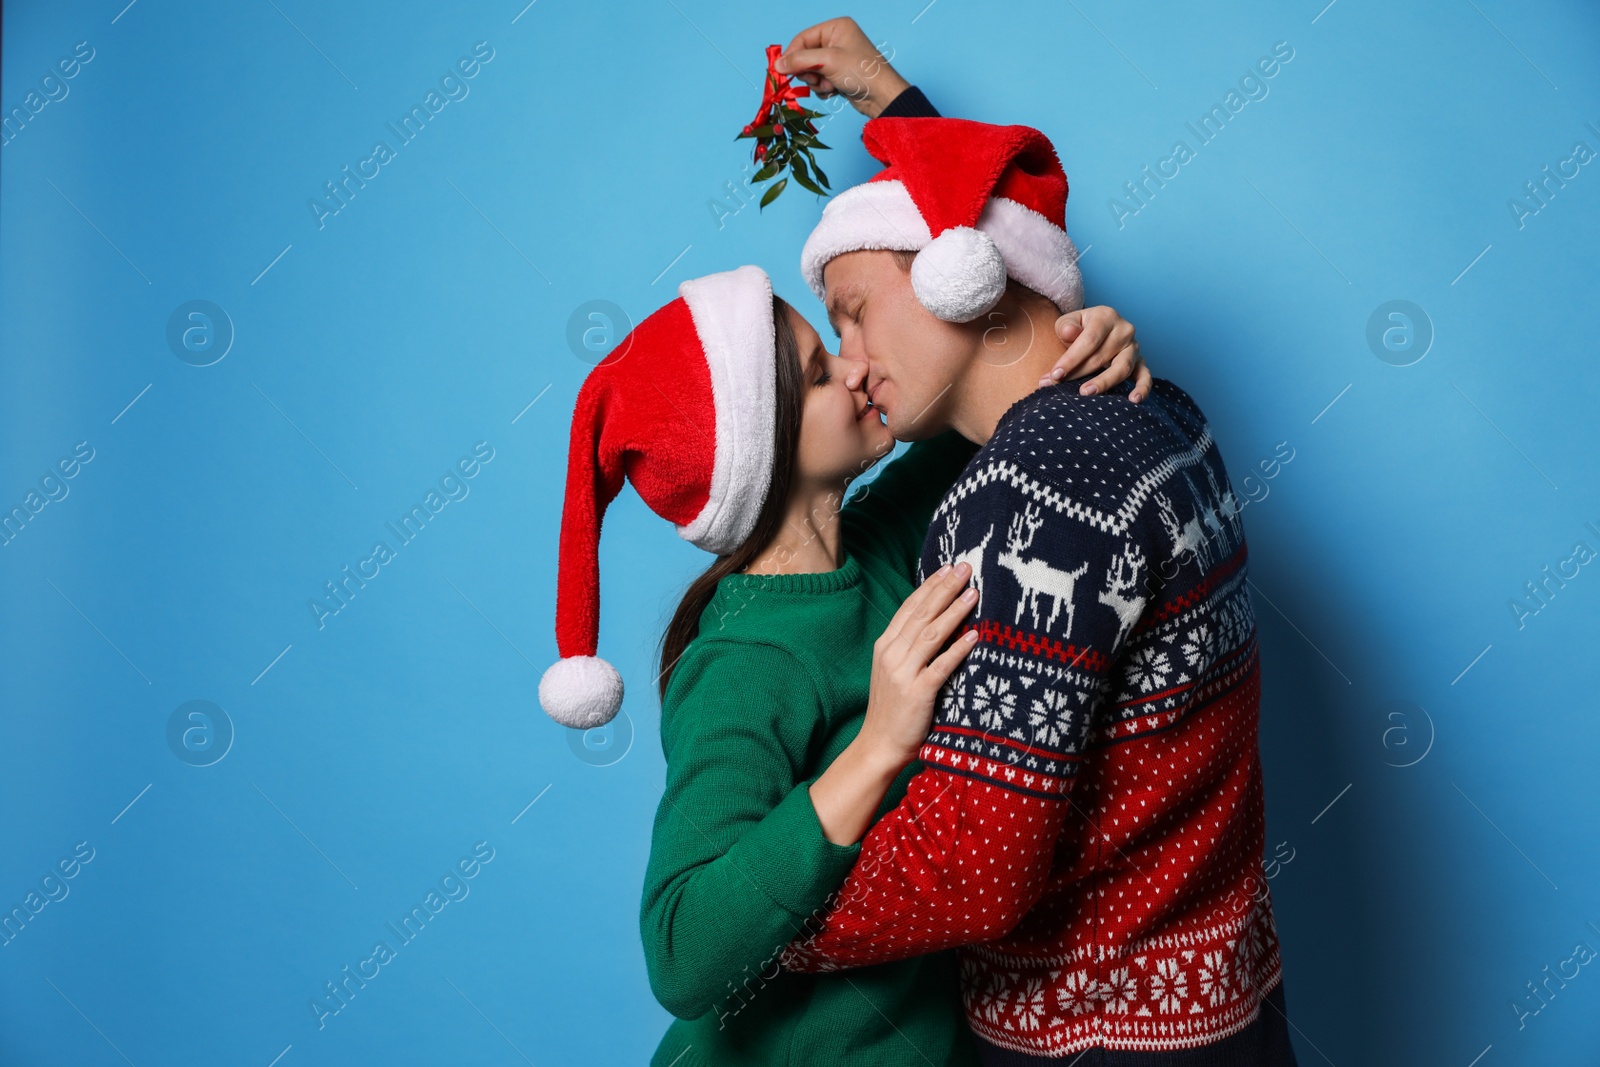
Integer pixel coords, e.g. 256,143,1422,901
783,376,1287,1060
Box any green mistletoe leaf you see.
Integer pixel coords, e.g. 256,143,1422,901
805,155,830,187
789,156,827,197
759,177,788,209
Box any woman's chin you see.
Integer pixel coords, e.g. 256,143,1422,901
852,424,896,470
866,409,893,436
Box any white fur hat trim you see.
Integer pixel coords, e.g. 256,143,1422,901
800,179,1085,318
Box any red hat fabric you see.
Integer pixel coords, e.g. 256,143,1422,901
800,117,1084,322
540,265,777,728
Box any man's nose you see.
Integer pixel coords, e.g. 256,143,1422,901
838,353,870,391
836,335,868,379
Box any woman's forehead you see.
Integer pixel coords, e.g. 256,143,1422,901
782,303,824,351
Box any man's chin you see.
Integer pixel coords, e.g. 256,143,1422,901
887,415,937,442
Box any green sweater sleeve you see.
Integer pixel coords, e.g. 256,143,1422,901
640,640,860,1021
843,430,980,581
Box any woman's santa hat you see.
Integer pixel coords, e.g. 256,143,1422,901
800,117,1084,323
539,264,778,729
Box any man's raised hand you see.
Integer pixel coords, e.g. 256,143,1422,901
776,17,909,119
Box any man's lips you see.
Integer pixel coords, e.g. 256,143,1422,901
868,381,885,412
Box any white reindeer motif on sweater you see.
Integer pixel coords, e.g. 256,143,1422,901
996,504,1090,636
1156,490,1212,571
1096,541,1148,649
936,512,993,613
1202,463,1245,541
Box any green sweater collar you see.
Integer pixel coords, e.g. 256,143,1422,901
722,548,863,596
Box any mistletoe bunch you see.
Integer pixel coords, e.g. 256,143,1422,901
737,44,832,208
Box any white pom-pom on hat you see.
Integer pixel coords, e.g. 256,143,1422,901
539,655,624,729
910,226,1008,323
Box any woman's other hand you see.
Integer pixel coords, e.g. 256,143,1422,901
775,17,909,119
809,561,978,845
1040,305,1152,403
859,561,979,768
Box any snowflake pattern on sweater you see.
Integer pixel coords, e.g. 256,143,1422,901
784,378,1286,1060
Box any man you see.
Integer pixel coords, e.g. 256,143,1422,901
777,20,1298,1066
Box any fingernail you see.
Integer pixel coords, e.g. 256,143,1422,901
964,630,979,642
1051,368,1064,380
1082,383,1098,395
961,588,977,602
955,561,971,577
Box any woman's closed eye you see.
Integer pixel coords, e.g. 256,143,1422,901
813,368,832,388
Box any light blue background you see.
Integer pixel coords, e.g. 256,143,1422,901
3,1,1597,1064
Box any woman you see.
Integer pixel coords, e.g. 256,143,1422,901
538,261,1149,1065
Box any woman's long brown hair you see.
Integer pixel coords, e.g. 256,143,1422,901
657,295,805,700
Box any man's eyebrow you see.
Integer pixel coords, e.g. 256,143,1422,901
825,282,862,337
822,303,842,339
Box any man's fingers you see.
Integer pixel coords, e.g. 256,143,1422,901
778,46,835,76
780,49,843,98
782,25,835,62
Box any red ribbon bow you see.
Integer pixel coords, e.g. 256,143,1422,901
741,44,814,161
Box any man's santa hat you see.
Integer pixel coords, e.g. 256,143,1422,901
800,117,1084,323
539,264,778,729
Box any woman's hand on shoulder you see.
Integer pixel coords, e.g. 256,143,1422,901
858,561,980,769
808,562,979,846
1040,305,1152,403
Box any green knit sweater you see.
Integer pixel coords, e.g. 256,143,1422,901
640,430,982,1067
